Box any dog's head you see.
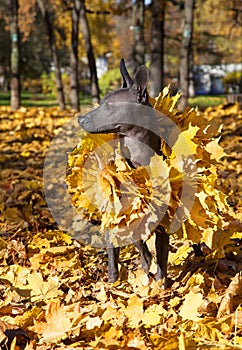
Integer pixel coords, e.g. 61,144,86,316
78,59,150,133
78,59,161,167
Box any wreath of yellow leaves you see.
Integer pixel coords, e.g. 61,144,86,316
66,86,235,251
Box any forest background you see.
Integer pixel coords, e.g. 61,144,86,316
1,0,241,111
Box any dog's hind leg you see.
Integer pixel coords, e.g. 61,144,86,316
133,239,152,274
106,232,120,283
107,246,120,282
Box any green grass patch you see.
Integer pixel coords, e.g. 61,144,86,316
0,91,92,108
188,95,226,109
0,91,226,109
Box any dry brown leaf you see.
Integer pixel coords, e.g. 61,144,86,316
217,273,242,317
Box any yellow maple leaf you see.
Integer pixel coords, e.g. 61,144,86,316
179,290,204,321
205,138,226,160
86,316,103,330
27,272,62,302
123,295,144,328
172,124,199,158
168,241,193,265
203,227,232,254
151,86,181,115
189,200,208,228
196,190,211,212
102,305,123,322
142,304,163,327
33,301,72,344
187,273,205,288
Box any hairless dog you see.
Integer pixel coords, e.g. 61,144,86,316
78,59,169,288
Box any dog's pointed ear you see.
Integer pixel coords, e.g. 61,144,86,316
134,65,149,91
134,65,149,104
120,59,133,88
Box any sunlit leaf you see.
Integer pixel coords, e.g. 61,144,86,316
172,124,199,157
180,290,204,321
86,316,103,330
33,301,72,344
27,272,62,302
123,295,144,327
142,304,162,327
0,92,241,350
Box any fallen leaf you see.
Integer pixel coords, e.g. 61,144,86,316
33,301,72,344
123,295,144,327
180,290,204,321
27,272,62,302
86,316,103,330
217,273,242,318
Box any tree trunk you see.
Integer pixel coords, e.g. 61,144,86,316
80,0,100,104
8,0,20,110
149,0,166,97
36,0,65,110
178,0,195,111
70,0,81,111
132,0,145,71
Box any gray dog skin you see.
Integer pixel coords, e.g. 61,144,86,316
79,102,162,168
78,59,169,288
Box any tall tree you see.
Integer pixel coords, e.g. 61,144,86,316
80,0,99,103
132,0,145,71
70,0,81,110
149,0,166,97
36,0,65,110
178,0,195,110
8,0,21,110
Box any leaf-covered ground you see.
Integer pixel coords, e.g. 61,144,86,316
0,103,241,349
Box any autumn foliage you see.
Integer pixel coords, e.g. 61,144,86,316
0,97,241,349
67,88,239,252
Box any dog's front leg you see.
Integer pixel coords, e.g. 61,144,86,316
108,246,120,282
106,233,120,282
155,227,169,289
